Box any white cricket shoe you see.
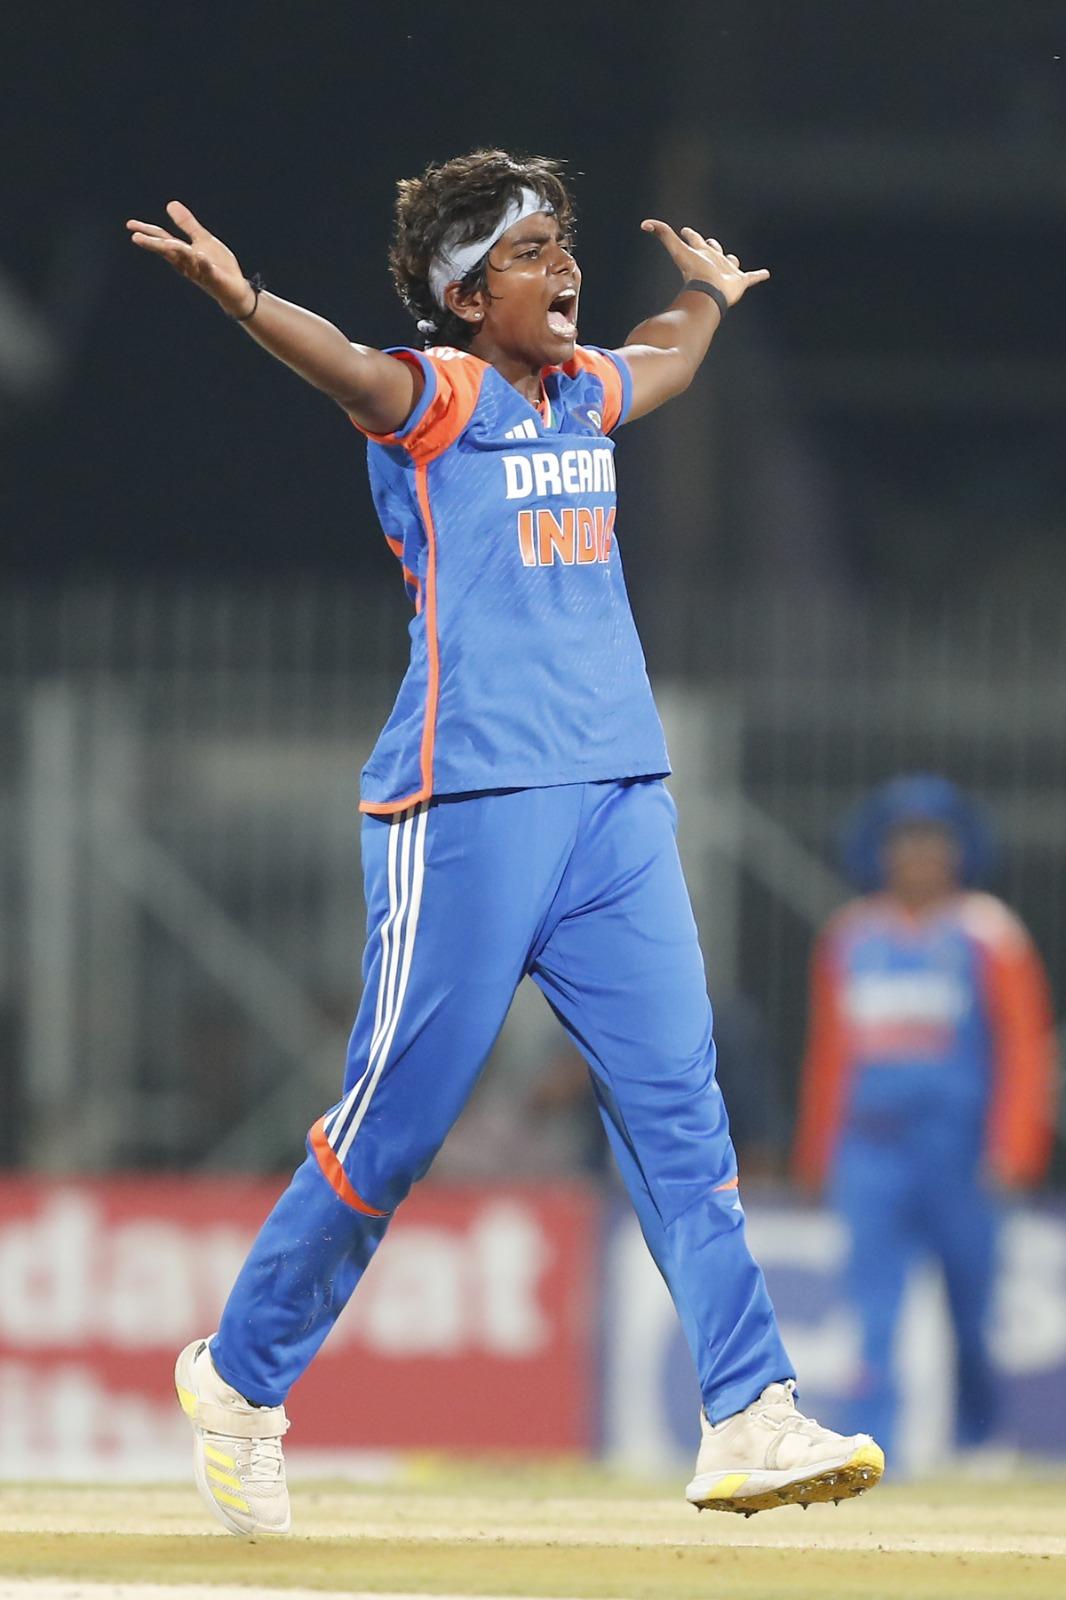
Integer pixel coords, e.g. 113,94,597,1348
685,1379,884,1515
175,1336,291,1538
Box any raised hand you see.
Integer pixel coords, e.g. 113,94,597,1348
640,219,770,309
126,202,255,318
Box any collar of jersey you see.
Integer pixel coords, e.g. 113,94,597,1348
430,347,561,430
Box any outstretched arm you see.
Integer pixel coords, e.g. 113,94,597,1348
126,202,421,435
619,222,769,422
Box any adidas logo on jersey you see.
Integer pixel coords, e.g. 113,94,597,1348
505,412,602,440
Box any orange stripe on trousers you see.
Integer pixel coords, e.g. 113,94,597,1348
309,1115,389,1216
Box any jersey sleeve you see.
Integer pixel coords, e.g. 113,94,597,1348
792,921,854,1192
563,346,633,434
352,348,485,464
967,896,1058,1188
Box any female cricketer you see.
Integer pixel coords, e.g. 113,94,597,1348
795,775,1056,1466
128,149,883,1536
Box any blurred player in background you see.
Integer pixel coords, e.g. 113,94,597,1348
794,774,1057,1466
128,149,883,1536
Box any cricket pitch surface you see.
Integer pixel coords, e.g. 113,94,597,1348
0,1461,1063,1600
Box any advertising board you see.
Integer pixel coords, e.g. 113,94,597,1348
601,1198,1066,1474
0,1178,599,1477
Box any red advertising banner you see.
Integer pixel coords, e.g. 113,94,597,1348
0,1178,600,1476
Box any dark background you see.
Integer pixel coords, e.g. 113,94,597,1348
2,3,1065,1181
4,0,1063,597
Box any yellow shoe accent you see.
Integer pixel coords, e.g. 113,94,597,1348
687,1382,887,1518
704,1473,750,1498
175,1335,291,1536
212,1486,251,1512
207,1465,243,1490
695,1448,885,1516
849,1441,886,1474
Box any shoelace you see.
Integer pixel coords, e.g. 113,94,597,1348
237,1436,286,1483
764,1409,827,1440
748,1382,826,1439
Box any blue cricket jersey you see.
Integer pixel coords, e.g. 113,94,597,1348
354,344,670,813
794,892,1056,1188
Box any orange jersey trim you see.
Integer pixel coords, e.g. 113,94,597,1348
414,463,441,798
792,929,853,1191
357,350,485,462
309,1115,389,1216
356,352,487,817
970,906,1057,1187
382,535,421,607
360,789,432,817
359,460,440,817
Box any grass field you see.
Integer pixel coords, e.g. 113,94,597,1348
0,1461,1064,1600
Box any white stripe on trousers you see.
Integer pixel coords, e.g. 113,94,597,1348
331,803,428,1167
323,814,411,1144
371,807,416,1067
324,806,413,1146
371,815,404,1049
323,809,408,1147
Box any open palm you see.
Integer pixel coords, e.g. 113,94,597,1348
641,219,770,308
126,202,252,317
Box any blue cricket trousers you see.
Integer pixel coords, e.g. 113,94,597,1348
833,1124,1000,1462
212,779,792,1421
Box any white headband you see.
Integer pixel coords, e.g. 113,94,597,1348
426,186,549,314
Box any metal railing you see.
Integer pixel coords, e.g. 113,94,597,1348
2,580,1063,1174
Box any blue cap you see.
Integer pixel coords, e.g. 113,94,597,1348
840,774,996,892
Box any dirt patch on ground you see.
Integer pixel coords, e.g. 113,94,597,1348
0,1587,513,1600
0,1476,1063,1599
0,1586,562,1600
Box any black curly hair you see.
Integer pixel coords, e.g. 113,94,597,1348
389,149,576,350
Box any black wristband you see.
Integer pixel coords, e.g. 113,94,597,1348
682,279,728,318
231,273,265,323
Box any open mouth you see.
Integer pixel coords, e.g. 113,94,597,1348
547,287,578,338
